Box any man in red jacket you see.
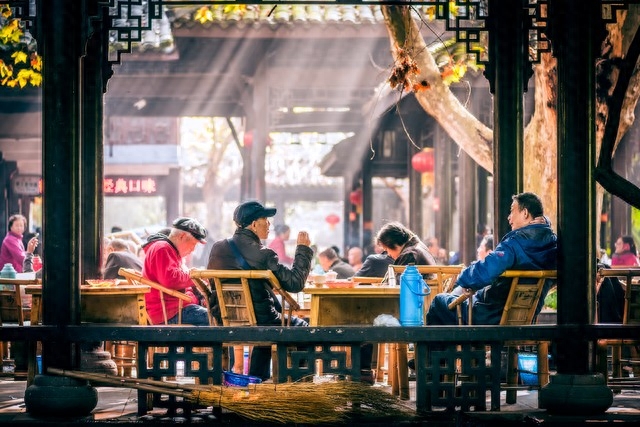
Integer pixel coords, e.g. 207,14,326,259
142,217,210,325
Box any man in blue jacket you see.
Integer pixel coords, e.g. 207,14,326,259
426,192,557,325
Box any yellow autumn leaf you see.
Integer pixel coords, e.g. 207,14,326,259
11,50,27,64
16,68,31,87
6,78,17,88
1,6,12,19
29,71,42,86
223,5,246,15
449,0,459,16
425,6,436,20
194,6,213,23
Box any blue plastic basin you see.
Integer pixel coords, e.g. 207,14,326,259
222,371,262,387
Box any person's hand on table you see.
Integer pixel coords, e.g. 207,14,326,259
296,231,311,247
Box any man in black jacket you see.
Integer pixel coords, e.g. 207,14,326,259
207,200,313,380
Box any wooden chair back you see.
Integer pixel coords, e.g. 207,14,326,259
598,267,640,325
118,268,193,325
191,274,256,327
499,270,557,326
190,269,299,327
0,278,41,325
447,269,557,325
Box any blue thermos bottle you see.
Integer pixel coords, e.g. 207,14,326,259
399,264,431,326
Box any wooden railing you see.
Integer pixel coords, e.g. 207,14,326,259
2,323,640,413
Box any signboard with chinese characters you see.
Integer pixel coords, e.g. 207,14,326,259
104,176,165,196
12,175,42,196
11,175,166,197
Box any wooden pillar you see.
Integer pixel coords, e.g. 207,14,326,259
39,0,84,368
458,151,477,265
549,0,597,374
487,0,527,238
80,8,109,279
252,62,268,202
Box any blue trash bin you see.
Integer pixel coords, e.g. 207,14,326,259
517,353,538,386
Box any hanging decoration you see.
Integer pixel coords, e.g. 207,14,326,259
349,188,363,214
325,213,340,230
411,148,435,173
243,130,253,149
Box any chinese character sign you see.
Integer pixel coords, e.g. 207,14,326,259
103,176,159,196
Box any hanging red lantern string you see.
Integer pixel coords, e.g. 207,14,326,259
411,148,435,173
325,213,340,230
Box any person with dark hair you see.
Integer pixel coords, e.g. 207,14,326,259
377,221,436,267
354,242,393,278
0,214,37,273
426,192,557,325
476,235,494,261
317,247,355,279
268,224,293,266
611,235,640,267
142,217,210,326
207,200,313,380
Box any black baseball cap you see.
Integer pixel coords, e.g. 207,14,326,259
172,217,207,243
234,201,277,228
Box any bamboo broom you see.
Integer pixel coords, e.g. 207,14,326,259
47,368,414,424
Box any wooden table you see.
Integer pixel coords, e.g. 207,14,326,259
26,284,150,325
305,285,409,398
305,285,399,326
25,284,150,384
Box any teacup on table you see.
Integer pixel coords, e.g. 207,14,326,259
309,274,326,287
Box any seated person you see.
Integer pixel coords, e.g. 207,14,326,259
317,247,355,279
103,238,143,279
377,221,436,268
142,217,210,326
596,263,625,324
207,200,313,380
354,242,394,278
426,192,557,325
348,246,364,272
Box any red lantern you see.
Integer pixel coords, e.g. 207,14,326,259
243,130,253,148
325,213,340,230
411,148,435,173
349,189,362,207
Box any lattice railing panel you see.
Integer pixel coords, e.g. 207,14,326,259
419,341,502,412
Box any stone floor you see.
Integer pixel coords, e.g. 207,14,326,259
2,376,640,426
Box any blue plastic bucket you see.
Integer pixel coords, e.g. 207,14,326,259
223,371,262,387
517,353,538,386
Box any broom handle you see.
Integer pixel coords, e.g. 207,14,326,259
46,368,210,394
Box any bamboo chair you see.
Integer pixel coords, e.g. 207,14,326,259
0,277,40,379
596,267,640,390
190,269,300,380
118,268,214,379
382,264,465,399
448,269,557,404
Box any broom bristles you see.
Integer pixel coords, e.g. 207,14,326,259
47,368,414,424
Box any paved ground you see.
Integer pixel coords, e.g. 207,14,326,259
2,377,640,426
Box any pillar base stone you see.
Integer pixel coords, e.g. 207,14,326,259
24,374,98,418
539,373,613,415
